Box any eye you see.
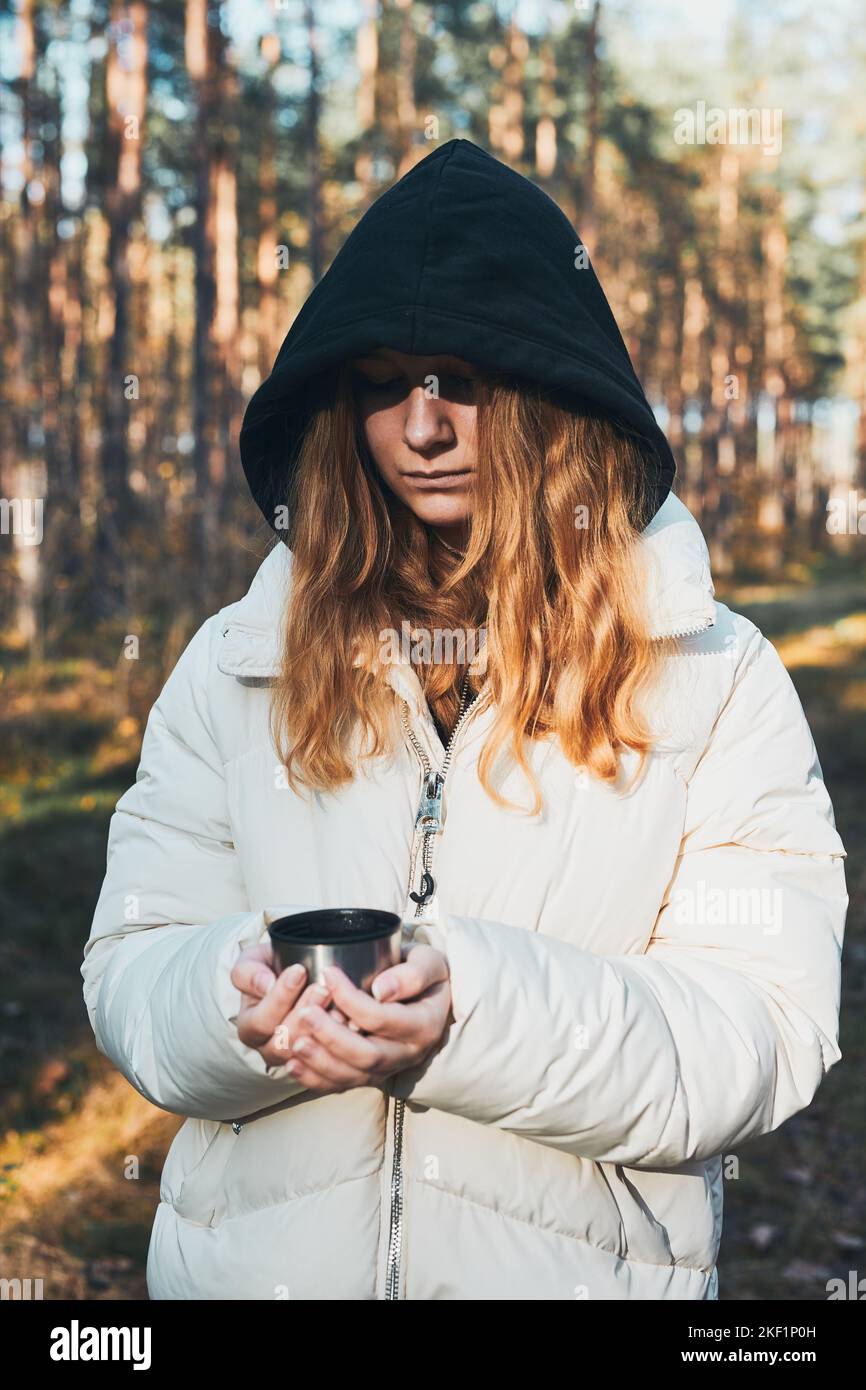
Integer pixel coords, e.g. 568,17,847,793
442,373,477,396
352,370,403,393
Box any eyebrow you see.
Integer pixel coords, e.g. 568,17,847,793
351,355,477,372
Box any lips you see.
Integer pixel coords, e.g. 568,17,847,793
401,470,473,490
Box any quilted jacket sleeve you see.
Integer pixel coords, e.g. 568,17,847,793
81,615,311,1123
390,624,848,1167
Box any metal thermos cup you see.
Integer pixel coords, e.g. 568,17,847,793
265,907,403,993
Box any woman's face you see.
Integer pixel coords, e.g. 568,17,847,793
350,348,478,544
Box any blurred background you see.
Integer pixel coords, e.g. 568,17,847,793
0,0,864,1300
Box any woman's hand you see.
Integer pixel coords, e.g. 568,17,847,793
283,944,453,1095
231,943,350,1069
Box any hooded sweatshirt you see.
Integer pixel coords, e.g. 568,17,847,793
239,137,676,532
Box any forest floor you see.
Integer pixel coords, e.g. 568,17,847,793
0,554,863,1301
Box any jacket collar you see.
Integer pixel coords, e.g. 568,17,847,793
217,491,716,707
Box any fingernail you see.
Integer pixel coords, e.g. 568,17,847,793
285,964,304,982
254,970,273,992
310,984,330,1002
373,976,393,1000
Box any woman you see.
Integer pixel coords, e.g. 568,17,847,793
82,139,848,1301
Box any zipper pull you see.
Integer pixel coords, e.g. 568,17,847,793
415,772,445,832
406,894,440,926
409,870,435,905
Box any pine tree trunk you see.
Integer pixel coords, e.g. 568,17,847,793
96,0,148,610
535,18,557,179
186,0,223,605
257,32,281,378
581,0,602,257
305,0,324,284
355,0,378,206
10,0,43,651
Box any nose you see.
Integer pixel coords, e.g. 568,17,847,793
402,384,456,453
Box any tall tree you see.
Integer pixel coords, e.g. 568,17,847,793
257,30,281,377
535,11,558,179
355,0,378,205
185,0,232,598
489,13,527,165
9,0,43,649
580,0,602,256
305,0,324,283
97,0,148,606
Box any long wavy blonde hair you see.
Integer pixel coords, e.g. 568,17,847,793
270,362,670,813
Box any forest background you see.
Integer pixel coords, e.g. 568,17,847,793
1,0,864,1300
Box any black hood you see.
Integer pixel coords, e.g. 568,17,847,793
239,138,676,531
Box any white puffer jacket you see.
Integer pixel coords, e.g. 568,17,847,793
81,492,848,1300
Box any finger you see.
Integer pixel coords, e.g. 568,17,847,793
241,943,278,965
319,967,402,1034
370,944,448,1003
329,1003,363,1032
288,1011,385,1087
322,964,444,1038
265,979,348,1061
319,973,365,1029
243,969,326,1047
292,997,442,1083
317,969,443,1046
287,1048,372,1090
293,1002,386,1068
296,980,333,1010
284,1054,361,1093
258,979,348,1062
231,943,281,997
281,1046,343,1090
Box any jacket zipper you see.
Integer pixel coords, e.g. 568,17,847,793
384,670,481,1301
656,616,714,641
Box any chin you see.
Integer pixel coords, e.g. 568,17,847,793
404,495,473,529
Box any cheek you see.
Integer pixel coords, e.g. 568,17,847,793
454,404,477,462
360,407,402,479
